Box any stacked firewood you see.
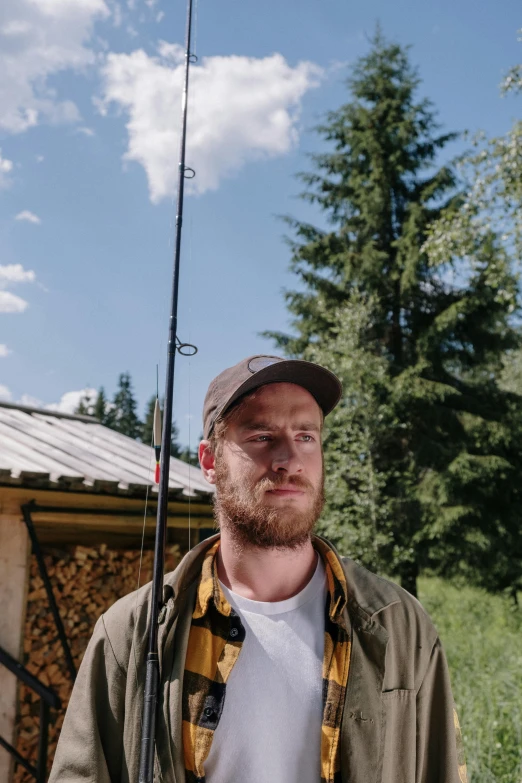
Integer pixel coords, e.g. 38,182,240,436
13,543,181,783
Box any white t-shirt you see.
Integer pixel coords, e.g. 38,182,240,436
204,554,327,783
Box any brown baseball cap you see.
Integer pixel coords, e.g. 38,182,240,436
203,354,342,439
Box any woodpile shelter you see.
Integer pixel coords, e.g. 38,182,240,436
0,400,214,782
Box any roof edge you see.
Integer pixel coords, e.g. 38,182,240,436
0,399,99,424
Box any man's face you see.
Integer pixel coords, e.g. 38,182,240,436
204,382,325,549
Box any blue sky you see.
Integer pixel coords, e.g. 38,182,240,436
0,0,520,449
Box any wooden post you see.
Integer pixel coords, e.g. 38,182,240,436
0,514,31,782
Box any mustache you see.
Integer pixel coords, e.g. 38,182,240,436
254,474,315,493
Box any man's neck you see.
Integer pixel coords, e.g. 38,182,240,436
216,528,318,602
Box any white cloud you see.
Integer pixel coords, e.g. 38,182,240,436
0,149,14,188
0,263,36,312
18,393,42,407
0,291,29,312
0,264,36,284
0,384,12,401
99,47,322,201
46,387,97,414
36,154,44,162
0,0,109,134
0,344,10,357
15,210,41,224
76,125,95,136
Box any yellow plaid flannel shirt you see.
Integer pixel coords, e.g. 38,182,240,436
182,537,351,783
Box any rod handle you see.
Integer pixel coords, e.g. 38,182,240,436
138,653,159,783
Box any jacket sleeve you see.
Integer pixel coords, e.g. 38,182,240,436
48,614,126,783
416,637,467,783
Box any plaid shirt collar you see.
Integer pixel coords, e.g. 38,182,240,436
192,534,349,626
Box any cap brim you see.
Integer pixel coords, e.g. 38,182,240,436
217,359,342,425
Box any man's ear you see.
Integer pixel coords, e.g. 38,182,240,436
199,440,216,485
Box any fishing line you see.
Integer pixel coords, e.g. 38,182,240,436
136,364,160,596
131,405,156,739
137,467,152,592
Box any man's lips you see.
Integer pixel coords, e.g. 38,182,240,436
266,487,306,496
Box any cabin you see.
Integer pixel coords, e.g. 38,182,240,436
0,400,214,782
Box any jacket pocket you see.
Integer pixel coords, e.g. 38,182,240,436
381,690,416,783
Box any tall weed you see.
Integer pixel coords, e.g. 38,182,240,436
419,578,522,783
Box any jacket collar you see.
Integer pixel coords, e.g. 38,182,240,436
314,534,402,621
192,538,231,618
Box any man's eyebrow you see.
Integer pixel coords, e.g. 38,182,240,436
240,421,321,432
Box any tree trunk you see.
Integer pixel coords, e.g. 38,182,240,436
400,560,419,598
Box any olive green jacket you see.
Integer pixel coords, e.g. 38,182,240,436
49,534,467,783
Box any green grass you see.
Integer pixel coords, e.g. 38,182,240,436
418,577,522,783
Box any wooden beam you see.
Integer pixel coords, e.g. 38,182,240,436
0,487,213,517
0,515,31,783
26,513,212,530
0,510,212,525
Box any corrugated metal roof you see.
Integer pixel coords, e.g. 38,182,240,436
0,401,213,499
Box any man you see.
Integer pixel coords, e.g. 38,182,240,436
50,355,467,783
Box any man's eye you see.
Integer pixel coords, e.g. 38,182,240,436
250,434,315,443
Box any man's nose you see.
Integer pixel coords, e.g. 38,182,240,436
271,438,303,474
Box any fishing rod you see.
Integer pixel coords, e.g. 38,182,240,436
138,0,197,779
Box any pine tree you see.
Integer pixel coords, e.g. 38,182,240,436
93,387,109,424
75,387,109,423
75,395,92,416
266,30,521,597
265,28,459,360
105,372,142,440
141,395,182,457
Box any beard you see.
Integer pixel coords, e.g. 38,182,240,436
213,458,325,551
